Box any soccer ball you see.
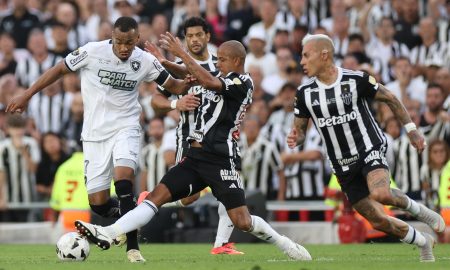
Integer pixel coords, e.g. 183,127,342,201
56,232,90,261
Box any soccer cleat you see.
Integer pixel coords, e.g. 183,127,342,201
75,220,113,250
210,242,244,255
127,249,146,263
415,204,445,233
419,233,435,262
114,234,127,247
279,235,312,261
137,191,150,205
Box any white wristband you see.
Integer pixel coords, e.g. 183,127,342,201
170,100,177,110
404,122,417,133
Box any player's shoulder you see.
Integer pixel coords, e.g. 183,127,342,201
341,68,365,79
297,77,317,93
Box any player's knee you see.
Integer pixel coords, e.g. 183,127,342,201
115,180,134,199
231,214,252,231
370,190,393,205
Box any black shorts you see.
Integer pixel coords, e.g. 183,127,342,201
176,143,242,170
160,147,246,210
336,148,389,205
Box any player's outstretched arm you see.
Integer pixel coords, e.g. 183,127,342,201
287,117,309,149
374,84,426,153
159,32,222,92
6,61,71,113
144,41,189,79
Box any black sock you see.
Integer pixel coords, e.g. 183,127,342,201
115,180,139,251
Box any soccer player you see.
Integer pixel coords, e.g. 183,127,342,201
145,17,243,255
74,36,312,261
6,17,191,262
287,34,445,262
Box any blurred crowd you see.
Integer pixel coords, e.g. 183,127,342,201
0,0,448,226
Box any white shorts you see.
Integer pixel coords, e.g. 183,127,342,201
83,128,141,194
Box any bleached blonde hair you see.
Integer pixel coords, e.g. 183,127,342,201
301,34,335,55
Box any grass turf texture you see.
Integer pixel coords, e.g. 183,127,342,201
1,243,449,270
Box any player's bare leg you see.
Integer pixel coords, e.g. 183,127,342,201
367,169,444,232
351,168,439,262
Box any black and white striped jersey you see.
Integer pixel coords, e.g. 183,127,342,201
27,91,73,134
0,137,41,203
294,67,387,175
15,53,61,88
158,53,219,160
190,72,253,158
393,134,423,198
139,143,168,192
284,127,326,200
240,134,283,199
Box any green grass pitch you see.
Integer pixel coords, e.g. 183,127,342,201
1,243,449,270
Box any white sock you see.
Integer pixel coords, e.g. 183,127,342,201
248,215,286,248
405,197,420,216
214,203,234,248
106,200,158,239
400,225,426,247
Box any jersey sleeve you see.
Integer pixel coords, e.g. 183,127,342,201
294,88,311,118
219,72,249,101
357,72,379,98
64,44,91,72
143,54,171,86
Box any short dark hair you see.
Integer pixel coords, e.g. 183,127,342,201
7,114,26,128
427,83,444,94
348,33,364,43
114,17,138,32
183,17,210,36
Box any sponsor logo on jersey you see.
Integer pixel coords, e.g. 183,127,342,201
69,51,88,66
130,60,141,72
220,169,240,181
190,130,204,141
337,154,359,166
317,111,358,127
189,86,222,102
98,69,137,91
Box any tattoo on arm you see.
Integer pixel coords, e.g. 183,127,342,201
375,84,413,125
294,117,309,146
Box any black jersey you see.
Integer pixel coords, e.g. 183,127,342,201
294,67,387,175
189,72,253,158
158,53,218,159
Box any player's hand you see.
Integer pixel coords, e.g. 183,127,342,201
177,93,200,111
407,129,426,154
144,41,166,63
5,93,29,114
287,128,299,149
159,32,185,57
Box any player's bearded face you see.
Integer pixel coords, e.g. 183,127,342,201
185,26,209,56
112,29,139,60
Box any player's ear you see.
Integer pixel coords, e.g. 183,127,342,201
205,32,211,43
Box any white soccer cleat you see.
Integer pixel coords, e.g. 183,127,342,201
420,233,435,262
75,220,113,250
127,249,146,263
416,204,445,233
114,234,127,247
279,236,312,261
